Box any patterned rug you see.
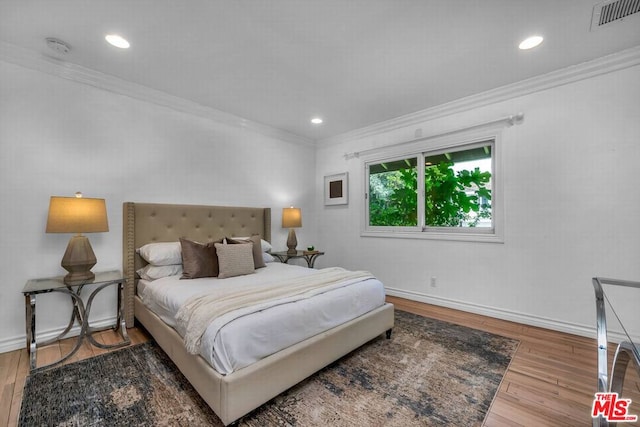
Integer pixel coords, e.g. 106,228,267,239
19,310,519,426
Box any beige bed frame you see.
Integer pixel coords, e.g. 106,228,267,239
122,202,395,425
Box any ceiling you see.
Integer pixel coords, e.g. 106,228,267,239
1,1,639,142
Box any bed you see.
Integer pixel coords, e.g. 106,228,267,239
122,202,395,425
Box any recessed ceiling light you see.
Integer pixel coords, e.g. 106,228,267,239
311,117,323,124
519,35,543,50
105,34,130,49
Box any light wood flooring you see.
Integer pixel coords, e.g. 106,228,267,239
1,296,638,427
388,296,640,427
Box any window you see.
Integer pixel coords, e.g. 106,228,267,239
368,157,418,227
364,133,502,242
424,143,492,230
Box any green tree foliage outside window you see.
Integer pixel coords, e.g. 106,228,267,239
424,162,491,227
369,163,418,226
368,147,492,228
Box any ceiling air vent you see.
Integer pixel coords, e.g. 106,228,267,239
591,0,640,30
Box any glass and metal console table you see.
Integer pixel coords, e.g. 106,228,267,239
22,269,130,371
592,277,640,426
271,250,325,268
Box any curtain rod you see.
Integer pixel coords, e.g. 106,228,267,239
343,112,524,160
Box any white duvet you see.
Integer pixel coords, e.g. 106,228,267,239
139,263,386,374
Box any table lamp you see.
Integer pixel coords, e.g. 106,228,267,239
46,193,109,284
282,207,302,254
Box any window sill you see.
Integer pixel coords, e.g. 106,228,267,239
361,229,504,243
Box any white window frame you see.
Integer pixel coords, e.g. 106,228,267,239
362,127,504,243
364,154,421,232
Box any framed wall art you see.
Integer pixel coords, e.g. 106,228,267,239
324,172,348,205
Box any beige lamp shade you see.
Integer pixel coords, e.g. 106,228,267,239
282,207,302,228
46,196,109,285
46,196,109,234
282,207,301,254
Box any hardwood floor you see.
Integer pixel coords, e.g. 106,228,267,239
387,296,640,427
1,297,638,427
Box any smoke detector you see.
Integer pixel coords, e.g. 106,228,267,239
45,37,71,55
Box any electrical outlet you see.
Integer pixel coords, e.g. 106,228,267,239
430,276,437,287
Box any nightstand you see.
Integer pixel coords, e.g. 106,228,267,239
271,250,325,268
22,269,130,370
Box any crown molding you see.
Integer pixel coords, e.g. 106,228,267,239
0,41,315,147
321,44,640,146
3,40,639,148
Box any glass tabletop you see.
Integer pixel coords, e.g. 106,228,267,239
23,270,124,294
271,250,324,256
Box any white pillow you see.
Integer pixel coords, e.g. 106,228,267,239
137,242,181,266
235,237,272,253
215,243,255,279
263,252,275,263
137,264,183,281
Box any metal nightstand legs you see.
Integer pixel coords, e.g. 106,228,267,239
84,281,130,350
24,281,130,371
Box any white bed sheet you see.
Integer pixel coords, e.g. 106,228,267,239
138,263,386,375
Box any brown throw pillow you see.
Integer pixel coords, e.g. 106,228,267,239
179,238,223,279
227,235,266,269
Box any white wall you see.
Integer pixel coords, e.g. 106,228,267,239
1,53,638,355
316,63,640,340
0,59,317,352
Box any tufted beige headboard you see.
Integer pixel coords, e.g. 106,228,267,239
122,202,271,327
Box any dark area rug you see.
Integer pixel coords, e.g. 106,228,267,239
19,310,519,426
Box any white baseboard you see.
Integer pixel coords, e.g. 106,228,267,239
3,292,635,354
386,287,636,344
0,316,117,354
